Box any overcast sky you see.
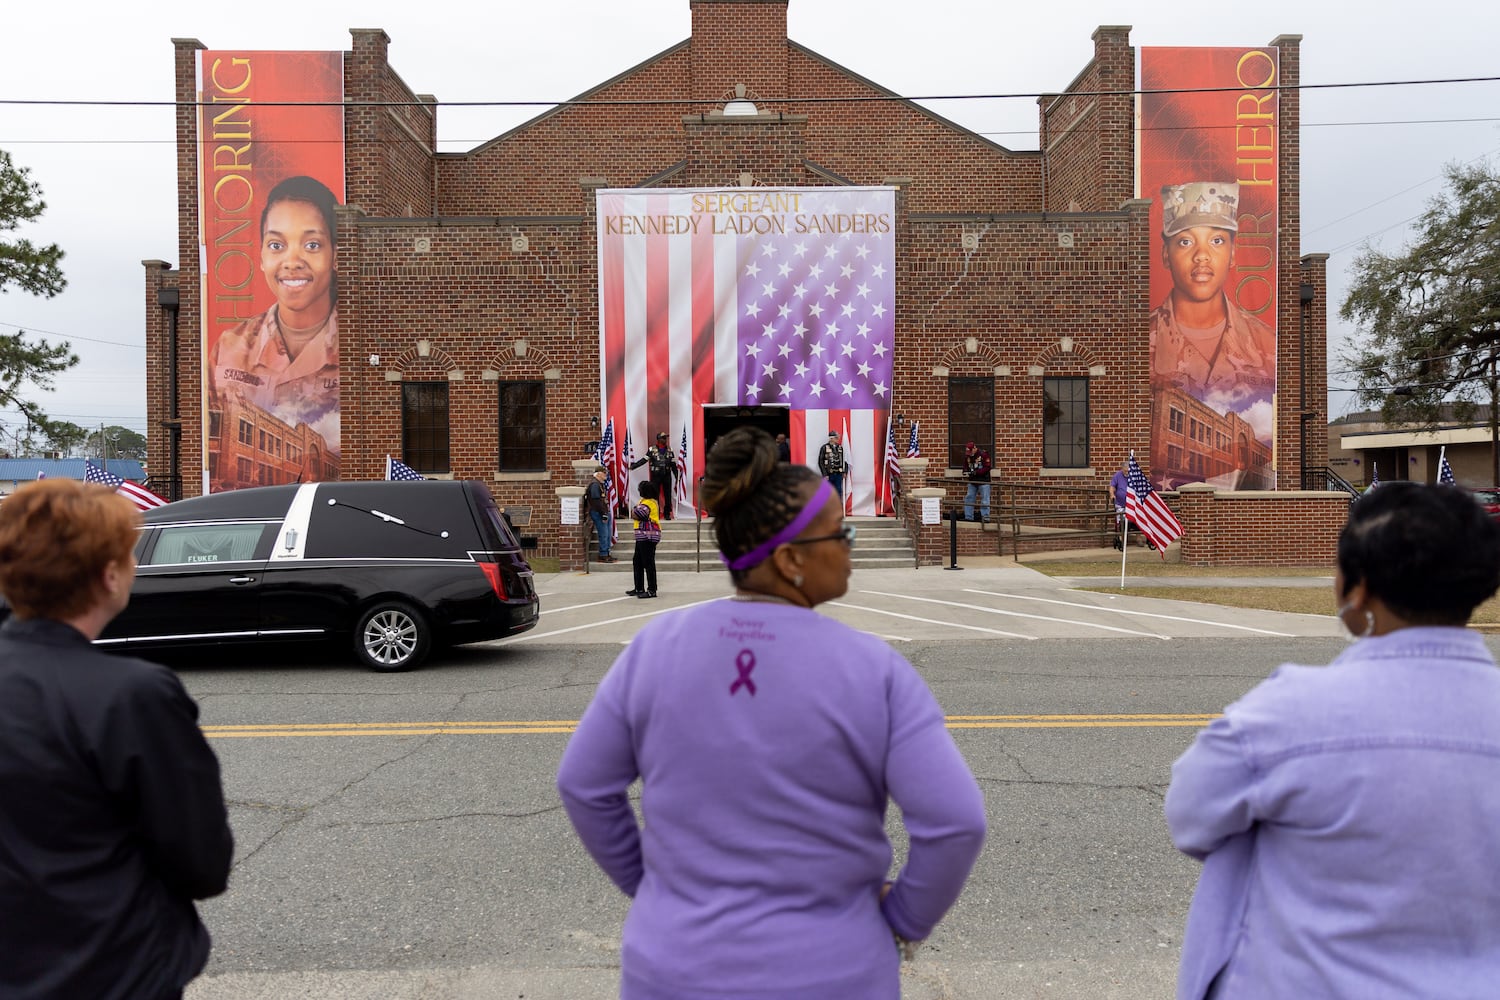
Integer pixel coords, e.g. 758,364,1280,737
2,0,1497,450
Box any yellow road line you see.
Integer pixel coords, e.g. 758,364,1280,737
202,713,1221,739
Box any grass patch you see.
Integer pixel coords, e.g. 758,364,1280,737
526,555,561,574
1073,586,1500,626
1024,560,1331,578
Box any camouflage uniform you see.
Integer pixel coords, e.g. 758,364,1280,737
211,306,340,451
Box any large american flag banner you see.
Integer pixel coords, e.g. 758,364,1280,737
1124,451,1184,558
597,187,897,516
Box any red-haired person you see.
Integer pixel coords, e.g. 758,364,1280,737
0,480,233,1000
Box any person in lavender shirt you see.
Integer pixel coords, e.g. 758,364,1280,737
557,426,986,1000
1166,481,1500,1000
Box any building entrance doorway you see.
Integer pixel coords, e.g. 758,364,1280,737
702,405,791,463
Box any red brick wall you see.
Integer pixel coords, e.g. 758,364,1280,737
1175,487,1348,566
149,11,1320,564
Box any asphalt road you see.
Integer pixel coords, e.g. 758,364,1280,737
179,568,1381,999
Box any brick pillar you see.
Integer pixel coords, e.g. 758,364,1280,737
906,487,948,567
1175,484,1215,566
1299,253,1330,483
894,458,929,522
556,486,587,571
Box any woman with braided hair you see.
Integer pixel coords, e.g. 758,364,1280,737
557,426,985,1000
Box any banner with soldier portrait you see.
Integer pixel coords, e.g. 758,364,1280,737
196,51,344,492
1139,47,1279,490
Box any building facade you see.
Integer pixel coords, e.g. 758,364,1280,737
143,1,1329,556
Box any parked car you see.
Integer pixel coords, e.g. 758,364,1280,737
1472,488,1500,521
2,480,539,671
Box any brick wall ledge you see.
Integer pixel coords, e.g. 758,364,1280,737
354,215,587,228
492,471,552,482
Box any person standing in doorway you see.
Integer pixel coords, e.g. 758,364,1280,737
630,432,678,521
818,431,848,500
775,432,792,463
962,441,992,522
626,480,661,599
586,466,616,563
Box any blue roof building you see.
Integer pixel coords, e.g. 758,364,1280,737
0,459,148,496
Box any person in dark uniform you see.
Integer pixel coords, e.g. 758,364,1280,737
631,431,679,520
0,479,233,1000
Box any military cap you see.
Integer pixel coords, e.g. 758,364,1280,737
1160,181,1239,237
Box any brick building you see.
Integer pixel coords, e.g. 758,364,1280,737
143,0,1329,559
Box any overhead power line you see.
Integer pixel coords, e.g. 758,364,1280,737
3,74,1499,110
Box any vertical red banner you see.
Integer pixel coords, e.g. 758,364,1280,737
197,51,344,492
1139,47,1278,490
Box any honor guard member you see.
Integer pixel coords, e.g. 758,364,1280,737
630,432,679,521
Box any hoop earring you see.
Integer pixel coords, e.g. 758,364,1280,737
1337,602,1374,641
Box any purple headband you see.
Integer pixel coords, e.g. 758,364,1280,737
720,479,834,572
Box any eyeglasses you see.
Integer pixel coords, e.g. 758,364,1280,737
787,524,857,548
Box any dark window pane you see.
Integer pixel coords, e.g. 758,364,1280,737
1042,377,1089,468
402,382,450,474
948,377,994,469
498,381,546,471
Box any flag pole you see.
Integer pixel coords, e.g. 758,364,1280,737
1119,517,1129,589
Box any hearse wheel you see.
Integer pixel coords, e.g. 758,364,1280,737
354,601,431,672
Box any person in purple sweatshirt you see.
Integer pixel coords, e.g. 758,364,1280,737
557,426,986,1000
1166,481,1500,999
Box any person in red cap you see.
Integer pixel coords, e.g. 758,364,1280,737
962,441,991,522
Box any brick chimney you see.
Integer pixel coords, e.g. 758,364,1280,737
689,0,789,106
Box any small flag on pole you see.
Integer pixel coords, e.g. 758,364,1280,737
1366,464,1380,493
1437,447,1456,486
906,421,920,459
884,421,902,485
386,456,426,481
84,460,168,511
1124,452,1183,558
676,426,690,504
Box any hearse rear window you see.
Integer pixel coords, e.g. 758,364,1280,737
148,524,269,565
306,493,472,560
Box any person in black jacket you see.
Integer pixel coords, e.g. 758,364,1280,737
630,432,678,520
0,479,233,1000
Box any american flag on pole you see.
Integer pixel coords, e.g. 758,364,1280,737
597,187,896,517
593,417,619,543
621,427,636,497
906,421,920,459
676,425,689,503
386,456,426,481
84,460,168,511
1437,447,1456,485
1124,451,1183,558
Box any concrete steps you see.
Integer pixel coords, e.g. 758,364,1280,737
587,515,915,572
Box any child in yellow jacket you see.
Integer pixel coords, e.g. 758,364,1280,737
626,480,661,598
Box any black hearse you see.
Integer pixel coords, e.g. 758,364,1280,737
98,480,539,671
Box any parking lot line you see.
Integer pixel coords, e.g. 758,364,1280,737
857,590,1171,639
826,600,1035,640
484,597,721,645
966,590,1298,637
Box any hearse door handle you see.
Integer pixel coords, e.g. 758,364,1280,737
229,576,256,585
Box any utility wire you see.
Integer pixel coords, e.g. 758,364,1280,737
4,73,1499,110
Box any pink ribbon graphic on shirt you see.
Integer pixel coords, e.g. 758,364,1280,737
729,649,757,697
